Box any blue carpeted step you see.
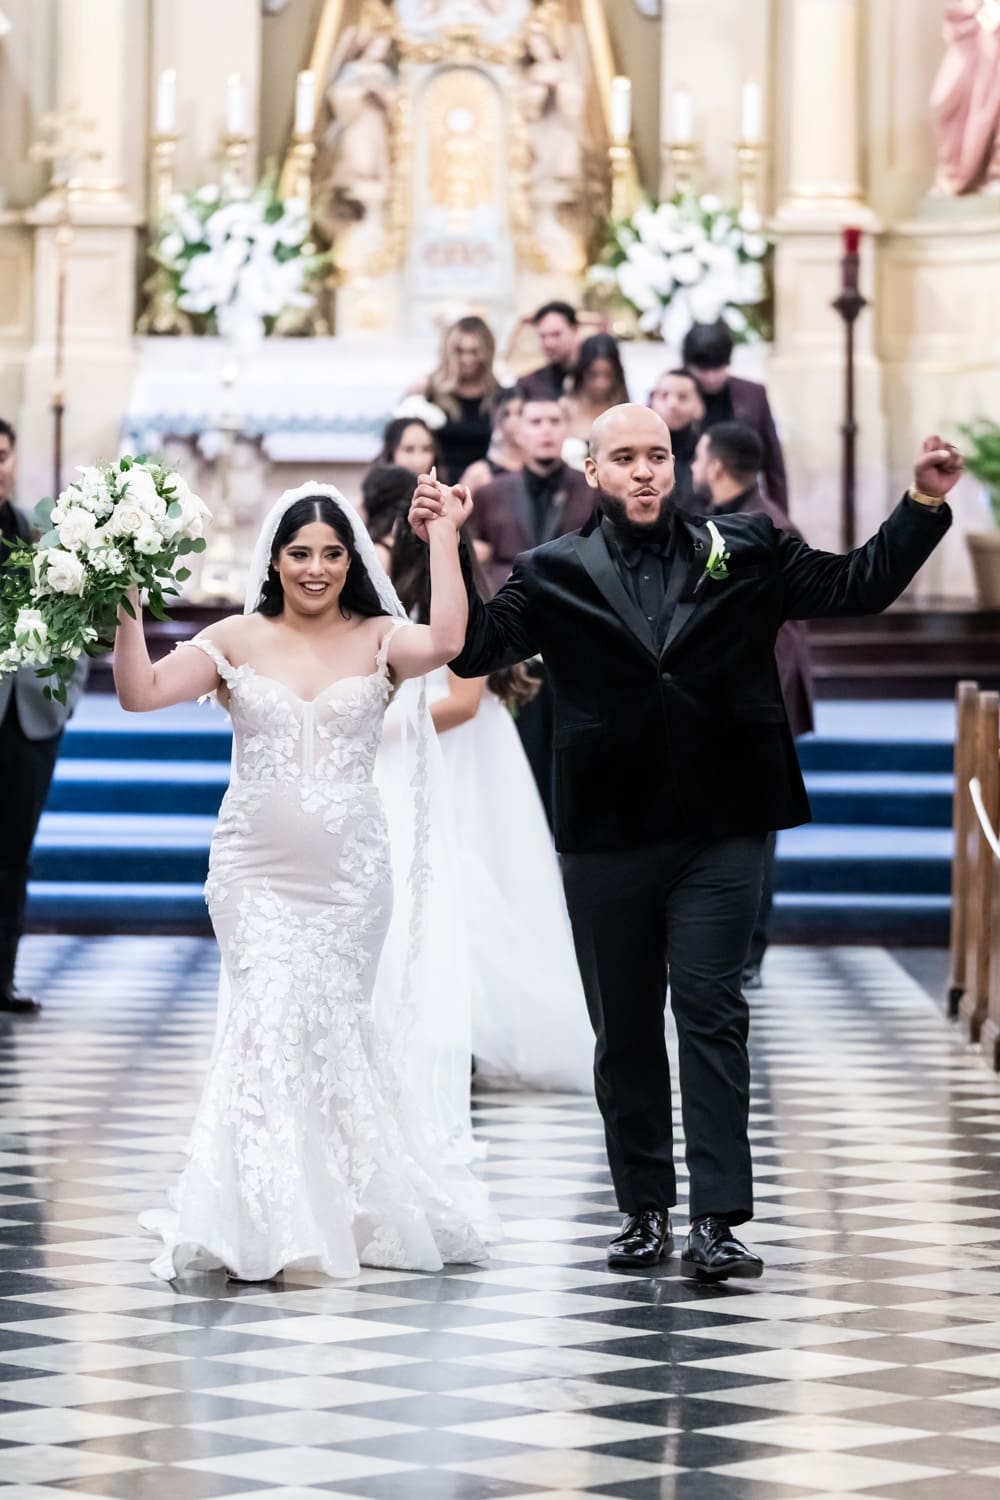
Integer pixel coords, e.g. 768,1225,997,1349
776,825,952,896
797,700,955,775
802,772,953,828
61,697,232,763
34,814,212,884
26,881,211,932
48,761,228,816
771,892,951,944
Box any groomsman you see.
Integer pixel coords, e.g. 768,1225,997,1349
682,321,789,514
691,420,814,986
648,369,705,512
517,302,579,402
0,420,88,1012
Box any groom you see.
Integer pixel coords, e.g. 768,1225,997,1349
411,406,960,1279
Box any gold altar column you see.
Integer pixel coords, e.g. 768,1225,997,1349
18,0,144,501
769,0,886,559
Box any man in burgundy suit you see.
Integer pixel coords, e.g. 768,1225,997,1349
516,302,579,403
469,397,596,596
692,421,813,986
683,322,789,514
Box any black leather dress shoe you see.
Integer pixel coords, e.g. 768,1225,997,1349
681,1217,763,1281
607,1209,673,1267
0,990,40,1015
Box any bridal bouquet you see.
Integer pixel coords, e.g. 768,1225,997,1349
587,193,773,347
0,457,210,702
151,174,329,345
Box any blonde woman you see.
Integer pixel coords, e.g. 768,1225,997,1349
408,315,500,483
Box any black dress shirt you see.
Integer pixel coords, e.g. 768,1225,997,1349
711,484,760,517
601,513,675,643
524,462,564,545
0,501,20,577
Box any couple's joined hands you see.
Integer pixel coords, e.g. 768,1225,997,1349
410,468,473,544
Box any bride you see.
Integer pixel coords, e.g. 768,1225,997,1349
113,478,499,1282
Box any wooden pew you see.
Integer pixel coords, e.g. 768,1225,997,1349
976,726,1000,1070
948,681,980,1018
958,689,1000,1044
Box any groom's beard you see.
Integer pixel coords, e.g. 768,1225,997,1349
598,489,675,540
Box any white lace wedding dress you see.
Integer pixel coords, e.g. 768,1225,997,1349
140,626,498,1282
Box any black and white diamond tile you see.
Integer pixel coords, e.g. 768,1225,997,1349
1,937,1000,1497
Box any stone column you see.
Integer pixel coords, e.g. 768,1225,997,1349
767,0,886,557
17,0,145,500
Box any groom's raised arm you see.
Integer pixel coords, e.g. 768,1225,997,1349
777,436,959,621
409,472,539,677
449,541,538,679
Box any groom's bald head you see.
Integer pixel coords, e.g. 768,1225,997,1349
585,404,676,529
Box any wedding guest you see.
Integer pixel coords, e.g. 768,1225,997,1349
408,315,499,483
376,415,441,475
517,301,579,401
469,397,595,596
561,334,629,464
691,421,814,988
460,389,524,494
361,464,417,573
682,321,789,513
0,419,88,1013
648,368,705,511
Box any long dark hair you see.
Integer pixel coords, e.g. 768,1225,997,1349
361,464,418,546
571,333,629,405
376,417,443,470
389,519,538,710
257,496,389,621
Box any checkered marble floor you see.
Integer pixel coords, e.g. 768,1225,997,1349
2,939,1000,1499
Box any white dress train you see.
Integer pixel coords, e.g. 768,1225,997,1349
427,668,593,1093
140,630,499,1282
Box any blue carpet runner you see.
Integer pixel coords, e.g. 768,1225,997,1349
28,697,955,943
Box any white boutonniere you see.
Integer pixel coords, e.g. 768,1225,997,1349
696,519,732,591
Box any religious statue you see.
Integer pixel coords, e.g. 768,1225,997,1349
931,0,1000,196
520,23,587,271
315,26,398,262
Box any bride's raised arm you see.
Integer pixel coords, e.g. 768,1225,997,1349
385,472,472,682
114,590,224,711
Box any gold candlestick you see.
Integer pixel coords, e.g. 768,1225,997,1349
193,364,245,604
736,140,766,217
220,133,251,198
664,141,698,199
609,142,633,221
138,130,191,335
284,132,316,207
150,131,180,220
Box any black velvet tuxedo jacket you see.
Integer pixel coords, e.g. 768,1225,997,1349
451,495,951,854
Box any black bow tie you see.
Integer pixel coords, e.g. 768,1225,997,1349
618,535,672,569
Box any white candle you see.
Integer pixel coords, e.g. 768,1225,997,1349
742,80,763,145
226,72,245,137
294,70,316,136
155,68,176,136
673,89,694,145
610,75,632,145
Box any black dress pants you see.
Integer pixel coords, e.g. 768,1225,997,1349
0,698,62,996
562,834,766,1225
747,830,778,971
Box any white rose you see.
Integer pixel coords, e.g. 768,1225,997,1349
669,251,703,286
135,528,165,556
124,468,168,520
45,548,87,596
158,231,185,264
108,503,147,538
50,503,67,526
57,506,99,550
171,490,210,541
15,608,48,648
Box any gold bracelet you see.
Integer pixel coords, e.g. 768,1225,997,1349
908,485,945,508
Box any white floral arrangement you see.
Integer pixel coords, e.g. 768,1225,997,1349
151,174,329,345
0,457,210,701
587,193,773,348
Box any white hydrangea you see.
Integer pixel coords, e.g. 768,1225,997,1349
14,608,48,650
91,547,127,574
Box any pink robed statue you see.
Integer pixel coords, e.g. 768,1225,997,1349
932,0,1000,195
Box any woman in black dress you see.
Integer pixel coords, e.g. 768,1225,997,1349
408,316,499,483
